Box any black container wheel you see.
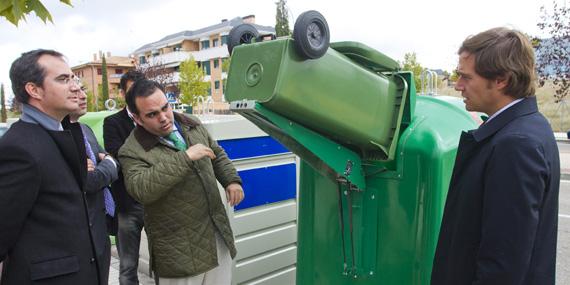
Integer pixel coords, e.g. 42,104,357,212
293,10,330,59
228,24,259,55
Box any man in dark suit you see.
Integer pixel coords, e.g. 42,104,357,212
431,28,560,285
103,70,145,285
0,50,102,284
69,85,120,284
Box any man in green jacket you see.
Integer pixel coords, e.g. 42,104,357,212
118,79,244,285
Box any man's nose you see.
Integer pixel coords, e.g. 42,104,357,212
455,82,464,92
70,80,81,91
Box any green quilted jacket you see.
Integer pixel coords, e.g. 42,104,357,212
118,113,240,277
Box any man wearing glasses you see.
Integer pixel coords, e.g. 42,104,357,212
0,49,103,284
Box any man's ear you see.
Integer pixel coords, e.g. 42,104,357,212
24,82,43,100
132,113,142,126
495,74,509,92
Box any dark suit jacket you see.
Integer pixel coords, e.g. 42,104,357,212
431,96,560,285
0,120,102,285
81,123,119,284
103,108,139,213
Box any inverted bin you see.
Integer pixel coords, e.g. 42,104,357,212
226,39,407,159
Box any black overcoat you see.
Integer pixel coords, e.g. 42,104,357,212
0,120,102,284
103,108,138,214
431,96,560,285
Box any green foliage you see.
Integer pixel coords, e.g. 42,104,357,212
400,52,425,90
1,0,72,26
221,58,230,91
8,96,21,115
85,89,97,112
178,57,209,106
101,55,109,104
275,0,291,37
115,95,126,109
1,83,7,122
449,69,459,82
222,58,231,73
96,84,105,111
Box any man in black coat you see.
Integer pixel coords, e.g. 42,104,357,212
431,28,560,285
103,70,145,284
69,86,120,284
0,50,102,284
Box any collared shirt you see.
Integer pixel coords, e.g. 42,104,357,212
485,98,524,124
20,104,63,131
126,107,136,126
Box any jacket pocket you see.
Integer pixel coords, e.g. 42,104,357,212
30,255,80,281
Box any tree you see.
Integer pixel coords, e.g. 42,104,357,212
8,96,21,115
1,83,7,122
100,55,109,110
0,0,72,26
275,0,291,37
535,1,570,103
449,69,460,82
178,57,209,106
115,94,126,109
222,58,231,91
85,89,97,112
400,52,425,91
137,59,175,89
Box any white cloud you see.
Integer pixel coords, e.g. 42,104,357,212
0,0,562,100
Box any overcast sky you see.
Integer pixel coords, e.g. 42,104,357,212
0,0,563,100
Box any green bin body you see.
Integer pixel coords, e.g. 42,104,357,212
226,37,478,284
78,110,117,146
296,96,477,284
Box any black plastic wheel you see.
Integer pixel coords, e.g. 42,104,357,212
293,10,330,59
228,24,259,55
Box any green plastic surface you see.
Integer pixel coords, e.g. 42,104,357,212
296,95,478,284
226,39,408,160
79,110,117,146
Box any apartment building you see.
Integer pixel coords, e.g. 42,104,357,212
72,52,136,103
132,15,275,108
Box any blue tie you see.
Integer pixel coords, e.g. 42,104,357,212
83,135,116,217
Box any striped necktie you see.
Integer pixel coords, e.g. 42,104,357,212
83,134,116,217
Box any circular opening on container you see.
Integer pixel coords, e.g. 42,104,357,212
245,62,263,87
105,99,117,110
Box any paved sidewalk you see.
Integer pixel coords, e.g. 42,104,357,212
105,136,570,284
108,246,155,285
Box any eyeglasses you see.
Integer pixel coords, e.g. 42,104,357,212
55,75,81,86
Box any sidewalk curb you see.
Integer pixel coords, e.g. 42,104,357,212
562,173,570,181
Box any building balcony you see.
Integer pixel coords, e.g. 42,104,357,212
172,72,213,83
142,46,230,68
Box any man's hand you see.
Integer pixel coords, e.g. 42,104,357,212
185,143,216,161
87,158,95,172
225,183,244,206
98,153,106,161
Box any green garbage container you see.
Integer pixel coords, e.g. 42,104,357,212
226,39,407,160
79,110,117,146
226,34,478,284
